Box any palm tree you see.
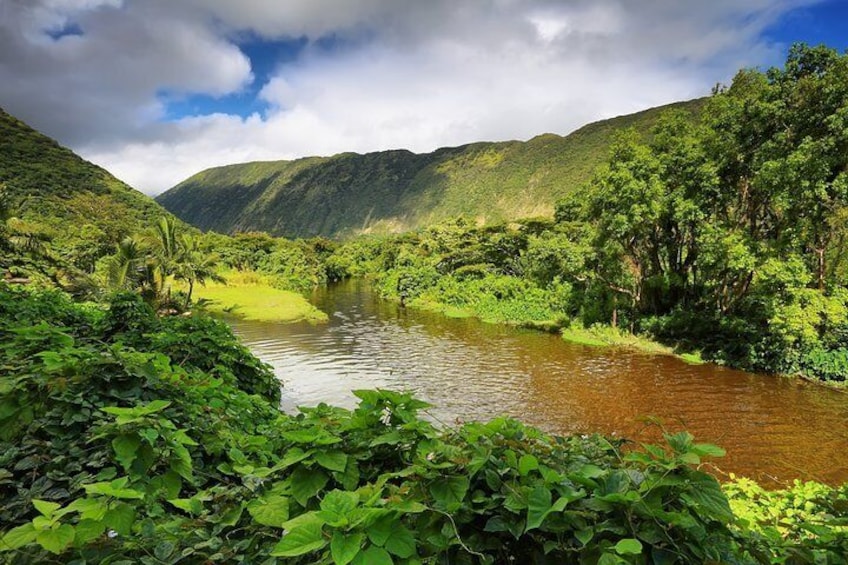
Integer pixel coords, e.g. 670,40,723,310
0,184,51,278
105,235,161,299
172,234,224,308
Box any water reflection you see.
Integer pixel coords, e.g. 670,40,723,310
229,279,848,486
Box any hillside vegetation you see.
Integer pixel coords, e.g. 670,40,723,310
0,107,176,281
157,99,704,239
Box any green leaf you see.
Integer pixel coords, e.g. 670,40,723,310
103,401,171,424
154,541,175,560
352,546,393,565
276,447,312,470
331,531,364,565
614,538,643,555
384,525,416,558
518,454,539,476
0,523,37,551
526,486,552,531
36,524,75,554
170,443,194,480
598,553,627,565
664,431,693,454
32,499,61,518
290,467,329,507
679,452,700,465
315,450,348,472
65,498,109,521
270,515,326,557
320,490,359,517
366,515,396,547
83,479,144,500
248,496,290,527
73,519,105,544
112,434,141,472
575,528,593,546
168,497,203,515
104,503,135,535
681,473,732,523
429,476,469,512
691,443,726,458
526,485,580,532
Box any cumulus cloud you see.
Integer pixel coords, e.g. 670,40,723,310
0,0,821,194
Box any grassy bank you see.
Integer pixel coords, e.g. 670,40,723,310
407,291,705,365
561,323,706,364
188,270,328,323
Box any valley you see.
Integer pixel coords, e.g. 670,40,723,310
1,44,847,564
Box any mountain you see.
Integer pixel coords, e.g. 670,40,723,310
157,99,705,239
0,107,172,270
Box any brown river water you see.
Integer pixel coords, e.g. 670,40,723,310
227,280,848,486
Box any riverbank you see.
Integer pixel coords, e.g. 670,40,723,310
403,293,705,365
189,270,328,323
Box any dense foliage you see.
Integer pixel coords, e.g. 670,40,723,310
0,108,174,282
326,45,848,383
156,101,703,239
1,284,846,563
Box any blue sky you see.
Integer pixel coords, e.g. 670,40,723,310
766,0,848,50
0,1,846,194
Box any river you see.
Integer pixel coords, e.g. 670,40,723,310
227,279,848,486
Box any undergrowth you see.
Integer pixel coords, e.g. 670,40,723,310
0,284,845,563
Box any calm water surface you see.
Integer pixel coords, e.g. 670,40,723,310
228,280,848,486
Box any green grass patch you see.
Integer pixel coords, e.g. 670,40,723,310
190,272,327,323
679,352,706,365
409,297,474,318
561,324,704,365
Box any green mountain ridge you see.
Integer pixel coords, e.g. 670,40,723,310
0,107,173,269
157,98,706,239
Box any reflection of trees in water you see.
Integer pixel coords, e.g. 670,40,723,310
233,280,848,486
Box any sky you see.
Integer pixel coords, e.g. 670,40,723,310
1,0,846,196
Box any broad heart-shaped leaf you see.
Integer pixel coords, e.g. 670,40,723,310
681,472,732,523
366,515,396,546
384,525,416,558
168,497,203,515
32,499,61,518
526,486,552,532
102,400,171,424
104,502,135,535
36,524,75,554
83,478,144,500
112,434,141,472
664,431,694,454
315,450,348,472
290,467,329,507
525,486,577,532
73,519,105,545
598,552,627,565
614,538,643,555
429,476,469,512
691,443,726,458
247,495,290,527
352,545,393,565
270,514,326,557
320,490,359,518
0,523,37,551
331,531,364,565
518,454,539,476
575,527,593,546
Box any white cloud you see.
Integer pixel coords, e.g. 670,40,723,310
0,0,822,194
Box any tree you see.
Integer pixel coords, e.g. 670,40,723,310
172,234,224,308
